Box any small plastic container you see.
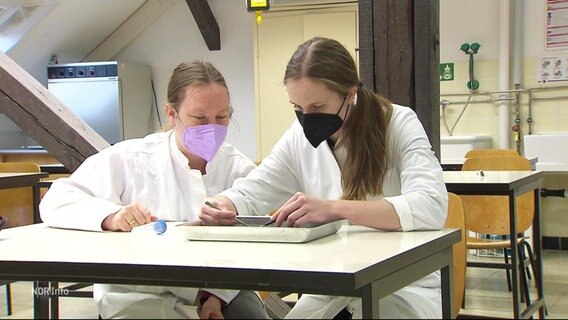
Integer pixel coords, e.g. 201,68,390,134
131,220,167,235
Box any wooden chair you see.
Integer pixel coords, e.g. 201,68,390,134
460,156,538,306
464,148,519,158
0,162,40,228
445,192,466,318
0,162,40,316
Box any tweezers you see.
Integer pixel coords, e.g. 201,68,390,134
261,219,276,227
205,201,249,226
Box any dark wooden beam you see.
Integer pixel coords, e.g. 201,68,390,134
0,51,110,172
358,0,375,91
414,0,440,158
373,0,414,106
185,0,221,51
358,0,440,160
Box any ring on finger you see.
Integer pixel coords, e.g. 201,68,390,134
127,219,136,226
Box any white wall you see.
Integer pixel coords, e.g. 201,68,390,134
439,0,567,140
115,0,257,160
439,0,568,140
439,0,568,238
441,1,547,62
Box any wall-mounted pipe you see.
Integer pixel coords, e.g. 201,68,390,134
441,85,568,136
440,99,495,105
440,98,515,106
512,0,524,153
498,0,511,149
441,89,524,97
527,85,568,92
512,0,523,86
529,96,568,101
526,85,568,134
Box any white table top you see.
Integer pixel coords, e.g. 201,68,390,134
443,170,543,195
0,223,457,275
1,223,460,319
0,172,49,189
443,170,541,184
0,172,48,179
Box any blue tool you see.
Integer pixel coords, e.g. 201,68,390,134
132,219,167,235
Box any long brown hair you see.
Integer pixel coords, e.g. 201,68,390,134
164,60,233,129
284,37,393,200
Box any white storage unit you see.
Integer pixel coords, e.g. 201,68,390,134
524,133,568,172
440,135,493,160
47,61,153,145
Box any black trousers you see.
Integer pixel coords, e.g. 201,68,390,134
332,307,353,319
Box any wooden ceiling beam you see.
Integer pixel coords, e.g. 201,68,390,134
185,0,221,51
84,0,176,61
0,51,110,172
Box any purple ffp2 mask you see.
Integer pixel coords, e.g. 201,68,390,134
182,124,228,162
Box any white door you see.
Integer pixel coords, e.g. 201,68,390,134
255,5,358,160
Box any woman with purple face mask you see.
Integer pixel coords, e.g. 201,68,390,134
39,61,269,319
168,68,231,174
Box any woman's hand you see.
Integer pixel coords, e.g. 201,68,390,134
199,197,238,226
273,192,340,227
101,203,156,231
198,295,224,319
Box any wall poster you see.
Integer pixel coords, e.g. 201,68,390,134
547,0,568,50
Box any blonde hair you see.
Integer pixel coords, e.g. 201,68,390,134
284,37,393,200
163,60,233,129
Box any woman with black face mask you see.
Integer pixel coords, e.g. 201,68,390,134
202,37,447,319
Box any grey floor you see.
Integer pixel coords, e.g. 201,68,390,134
0,250,566,319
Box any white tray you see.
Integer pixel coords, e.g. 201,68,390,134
176,217,345,243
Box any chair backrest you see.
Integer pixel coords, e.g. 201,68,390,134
464,148,519,158
0,162,40,228
445,192,466,318
460,156,534,235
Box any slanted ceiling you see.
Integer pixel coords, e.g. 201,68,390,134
86,0,221,60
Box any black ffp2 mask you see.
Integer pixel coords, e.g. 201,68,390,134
295,96,348,148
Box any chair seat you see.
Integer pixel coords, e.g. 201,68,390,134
467,235,529,250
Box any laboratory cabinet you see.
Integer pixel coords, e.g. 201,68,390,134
47,61,153,145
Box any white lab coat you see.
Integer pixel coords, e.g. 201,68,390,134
40,130,255,319
220,104,448,319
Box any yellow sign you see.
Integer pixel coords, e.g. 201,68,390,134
247,0,270,12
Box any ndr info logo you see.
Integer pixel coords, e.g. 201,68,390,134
34,286,69,296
